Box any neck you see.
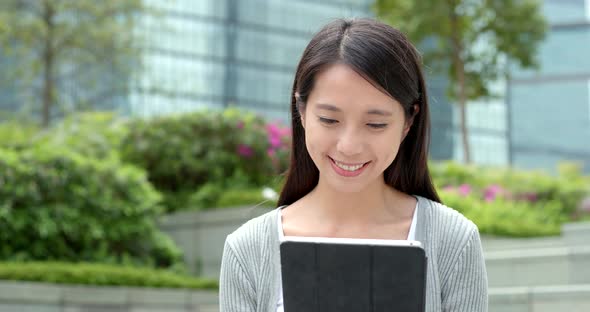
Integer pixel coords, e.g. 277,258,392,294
306,176,410,224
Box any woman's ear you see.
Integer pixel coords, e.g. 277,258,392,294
295,92,305,129
299,110,306,129
403,104,420,139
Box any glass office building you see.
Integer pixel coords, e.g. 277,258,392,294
508,0,590,172
130,0,374,121
453,0,590,172
452,80,509,166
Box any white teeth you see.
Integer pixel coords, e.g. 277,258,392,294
334,160,365,171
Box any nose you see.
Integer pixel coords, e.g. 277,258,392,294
336,128,363,157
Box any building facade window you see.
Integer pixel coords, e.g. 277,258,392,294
507,0,590,172
130,0,375,119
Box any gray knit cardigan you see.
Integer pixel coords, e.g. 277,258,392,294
219,195,488,311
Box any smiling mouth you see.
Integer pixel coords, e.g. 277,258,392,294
329,157,370,172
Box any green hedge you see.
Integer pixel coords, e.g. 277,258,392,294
164,183,281,211
431,161,590,237
0,262,217,289
37,112,129,160
0,112,127,160
0,121,39,150
187,182,280,210
440,190,565,237
0,110,291,213
120,109,290,211
0,145,181,268
431,161,590,217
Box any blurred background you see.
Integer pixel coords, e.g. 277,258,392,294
0,0,589,311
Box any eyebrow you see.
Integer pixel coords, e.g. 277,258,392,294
316,103,393,116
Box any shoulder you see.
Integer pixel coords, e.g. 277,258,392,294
416,196,480,254
224,208,279,258
416,197,488,303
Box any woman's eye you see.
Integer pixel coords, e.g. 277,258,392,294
368,123,388,129
319,117,338,125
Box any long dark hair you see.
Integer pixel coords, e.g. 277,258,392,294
278,18,440,206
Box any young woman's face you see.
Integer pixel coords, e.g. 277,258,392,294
301,63,414,193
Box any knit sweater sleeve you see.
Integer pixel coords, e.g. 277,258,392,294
441,225,489,312
219,236,256,312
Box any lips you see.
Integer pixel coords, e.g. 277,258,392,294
334,160,366,171
328,156,370,177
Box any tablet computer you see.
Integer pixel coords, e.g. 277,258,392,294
280,236,427,312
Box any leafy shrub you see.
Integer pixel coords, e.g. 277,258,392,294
0,145,181,268
431,161,590,218
430,161,590,237
440,190,564,237
0,121,40,150
187,182,224,210
37,112,129,160
215,188,277,209
120,108,290,211
0,112,127,160
185,184,277,210
0,261,217,289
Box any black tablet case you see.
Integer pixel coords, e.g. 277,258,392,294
280,240,427,312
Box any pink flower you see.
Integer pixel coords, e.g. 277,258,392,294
266,123,281,137
523,192,538,202
236,121,244,129
483,184,504,202
269,136,282,148
512,192,537,202
267,148,276,158
484,192,498,202
237,144,254,157
266,122,291,149
458,184,471,196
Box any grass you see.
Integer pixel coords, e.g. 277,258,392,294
0,261,218,289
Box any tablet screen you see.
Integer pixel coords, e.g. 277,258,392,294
280,237,426,312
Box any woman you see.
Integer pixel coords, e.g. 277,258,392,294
219,18,488,312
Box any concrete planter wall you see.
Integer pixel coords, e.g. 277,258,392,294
489,285,590,312
0,280,218,312
158,206,272,278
